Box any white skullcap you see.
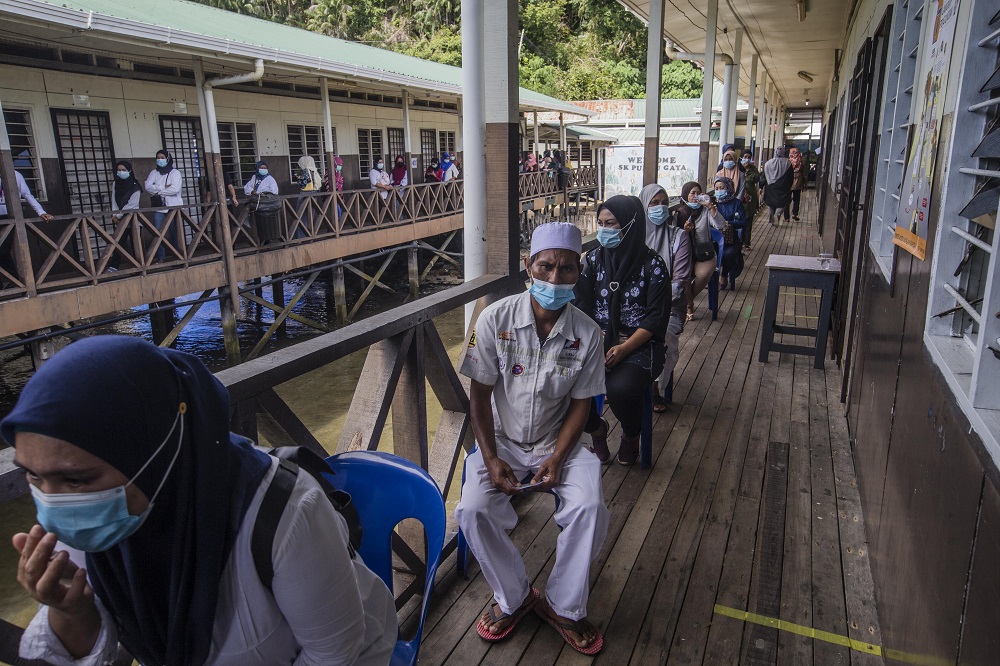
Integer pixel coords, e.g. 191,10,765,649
530,222,582,257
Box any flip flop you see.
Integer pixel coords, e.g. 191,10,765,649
476,587,540,642
535,600,604,655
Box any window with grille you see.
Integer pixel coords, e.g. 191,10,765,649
287,124,333,183
4,108,45,200
217,122,257,187
358,128,384,174
387,128,405,161
420,129,437,168
581,141,593,166
868,0,923,281
438,130,456,157
925,2,1000,450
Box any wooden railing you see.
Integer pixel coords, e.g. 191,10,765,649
0,170,597,301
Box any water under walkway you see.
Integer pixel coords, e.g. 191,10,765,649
407,194,885,665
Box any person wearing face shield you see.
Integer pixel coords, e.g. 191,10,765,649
456,223,609,656
575,196,669,466
639,184,691,412
5,336,397,665
715,147,745,202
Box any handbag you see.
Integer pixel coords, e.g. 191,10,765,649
249,191,281,214
694,240,715,262
149,194,164,208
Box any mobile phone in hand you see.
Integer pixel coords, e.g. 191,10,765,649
519,477,550,492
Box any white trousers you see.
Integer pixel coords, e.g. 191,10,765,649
455,440,609,621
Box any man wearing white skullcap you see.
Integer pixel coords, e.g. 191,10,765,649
455,223,609,655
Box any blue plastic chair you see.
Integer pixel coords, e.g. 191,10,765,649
706,228,725,321
324,451,446,666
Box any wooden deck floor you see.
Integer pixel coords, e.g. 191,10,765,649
408,195,883,665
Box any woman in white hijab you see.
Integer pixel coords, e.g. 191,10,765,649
639,183,691,411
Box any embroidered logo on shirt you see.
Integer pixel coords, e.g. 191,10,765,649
497,330,516,341
468,330,477,348
511,364,525,376
563,338,581,350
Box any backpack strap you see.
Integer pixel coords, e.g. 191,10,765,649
251,459,298,592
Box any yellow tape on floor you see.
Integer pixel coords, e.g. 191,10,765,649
712,604,952,665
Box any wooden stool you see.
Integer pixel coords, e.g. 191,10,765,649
758,254,841,369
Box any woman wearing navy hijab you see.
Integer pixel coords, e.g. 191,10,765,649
4,336,396,665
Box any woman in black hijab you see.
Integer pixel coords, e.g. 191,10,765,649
109,160,142,271
575,195,669,465
5,336,396,665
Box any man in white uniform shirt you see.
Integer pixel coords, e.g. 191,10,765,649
1,171,52,288
456,222,609,655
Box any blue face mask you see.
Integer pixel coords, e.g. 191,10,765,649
30,408,185,552
648,204,669,225
715,189,729,201
685,200,702,209
597,227,622,248
529,278,575,310
258,169,269,177
116,171,131,180
740,157,750,165
155,158,168,168
723,160,736,170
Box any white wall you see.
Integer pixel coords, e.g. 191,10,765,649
0,64,460,161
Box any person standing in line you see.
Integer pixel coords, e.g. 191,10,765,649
788,147,806,221
108,161,142,272
639,184,692,412
577,196,669,465
440,152,460,182
369,157,392,201
295,156,322,237
389,154,408,220
0,170,52,288
715,148,745,202
424,158,442,183
244,160,280,244
456,222,608,655
143,150,183,261
676,181,726,321
740,150,761,250
713,176,747,291
760,146,794,226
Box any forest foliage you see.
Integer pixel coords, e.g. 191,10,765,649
194,0,703,100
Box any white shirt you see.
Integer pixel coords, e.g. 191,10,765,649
111,189,141,213
0,171,47,216
369,168,391,200
19,458,398,666
441,163,460,182
460,291,605,455
143,169,184,211
245,174,279,196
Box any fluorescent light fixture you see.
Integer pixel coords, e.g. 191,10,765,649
796,0,806,22
797,71,814,83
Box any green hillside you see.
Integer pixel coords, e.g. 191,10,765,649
191,0,703,100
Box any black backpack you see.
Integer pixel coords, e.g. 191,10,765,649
251,447,363,592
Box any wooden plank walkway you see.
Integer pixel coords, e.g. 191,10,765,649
408,194,884,665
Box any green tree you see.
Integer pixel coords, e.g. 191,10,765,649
661,60,703,99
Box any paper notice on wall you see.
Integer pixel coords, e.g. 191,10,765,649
893,0,961,261
603,145,700,198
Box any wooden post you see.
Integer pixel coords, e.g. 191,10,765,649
0,97,36,295
333,263,348,325
644,0,665,186
484,0,521,281
408,245,419,299
150,303,175,346
272,275,287,339
699,0,719,185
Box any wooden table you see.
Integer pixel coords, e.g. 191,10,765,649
758,254,841,369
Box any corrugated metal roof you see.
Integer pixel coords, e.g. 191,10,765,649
536,122,619,142
598,127,720,145
5,0,589,116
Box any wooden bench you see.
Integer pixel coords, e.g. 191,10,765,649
758,254,841,369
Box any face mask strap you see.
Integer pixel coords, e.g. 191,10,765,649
126,403,186,507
